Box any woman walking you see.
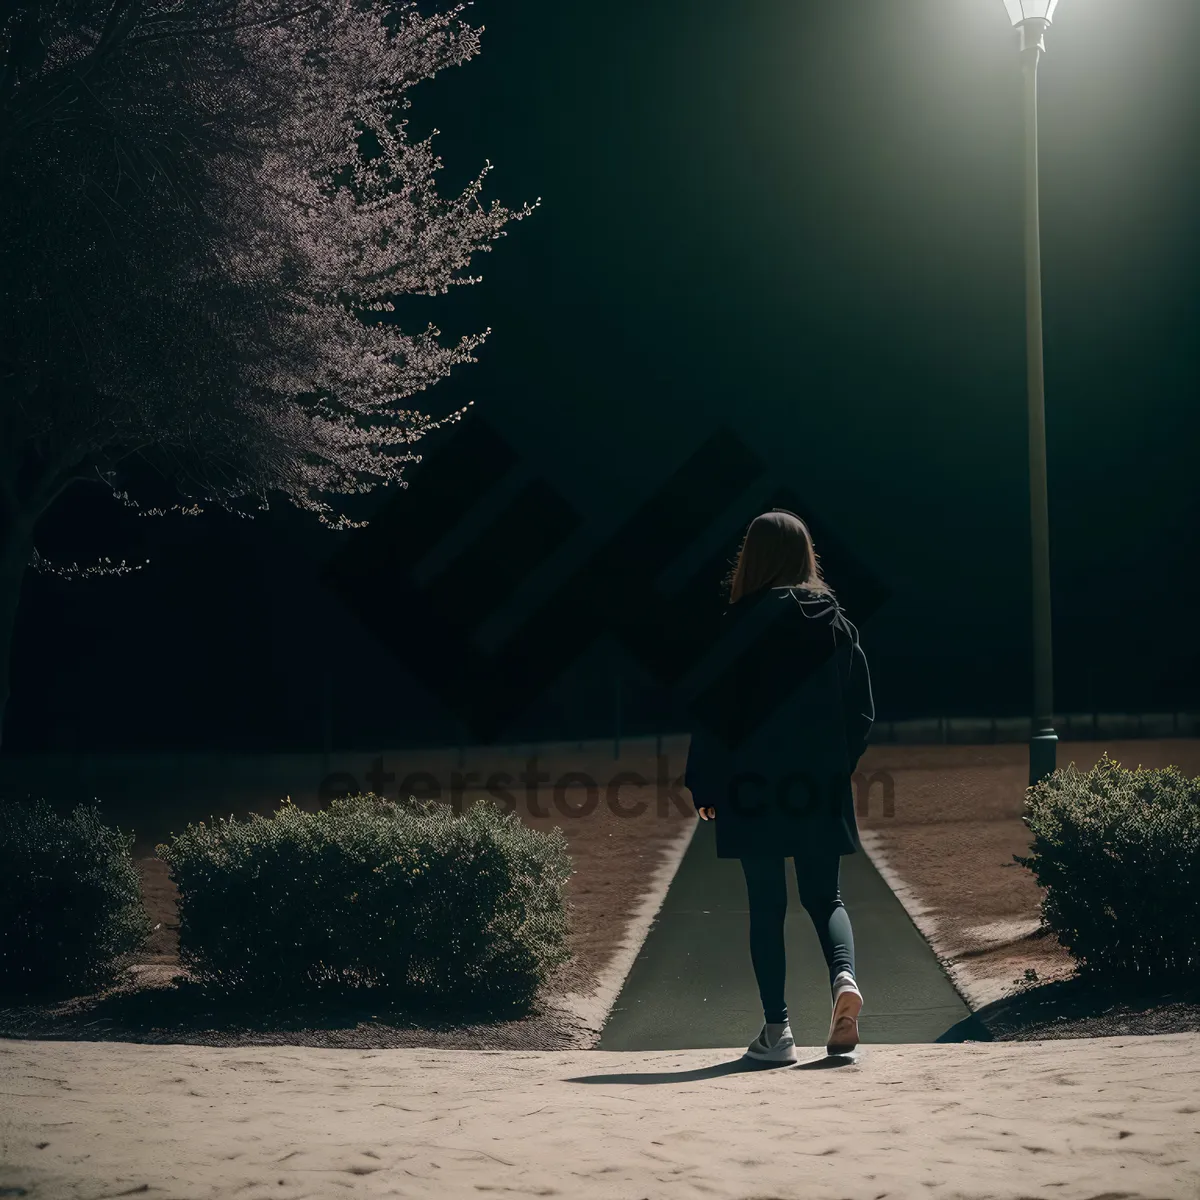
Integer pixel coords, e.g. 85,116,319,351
684,510,875,1062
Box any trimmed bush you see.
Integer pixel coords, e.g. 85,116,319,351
0,798,151,998
157,793,574,1011
1016,753,1200,982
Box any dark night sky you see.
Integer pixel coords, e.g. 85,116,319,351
10,0,1200,752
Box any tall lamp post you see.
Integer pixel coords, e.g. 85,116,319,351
1003,0,1059,786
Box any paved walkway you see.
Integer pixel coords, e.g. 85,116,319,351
598,817,970,1050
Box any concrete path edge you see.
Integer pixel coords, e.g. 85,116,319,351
859,829,992,1011
551,817,699,1046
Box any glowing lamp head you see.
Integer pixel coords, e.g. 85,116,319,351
1003,0,1061,25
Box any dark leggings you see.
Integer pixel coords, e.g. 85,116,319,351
739,852,855,1025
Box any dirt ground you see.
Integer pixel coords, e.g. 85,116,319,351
137,736,697,991
4,735,1197,1048
854,738,1200,1009
2,737,697,1049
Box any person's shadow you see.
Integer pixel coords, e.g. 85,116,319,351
564,1051,859,1085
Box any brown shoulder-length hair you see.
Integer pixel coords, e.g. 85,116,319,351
722,509,835,604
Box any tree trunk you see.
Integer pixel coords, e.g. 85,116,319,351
0,514,34,751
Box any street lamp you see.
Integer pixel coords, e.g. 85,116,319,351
1003,0,1059,786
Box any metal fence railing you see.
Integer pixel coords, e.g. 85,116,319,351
868,712,1200,744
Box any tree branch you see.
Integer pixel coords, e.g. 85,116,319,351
94,0,148,64
125,2,325,51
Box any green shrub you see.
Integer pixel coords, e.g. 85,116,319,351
1017,753,1200,982
0,798,151,998
157,793,574,1011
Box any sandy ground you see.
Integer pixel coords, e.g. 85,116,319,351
4,739,1199,1198
2,1033,1198,1200
854,738,1200,1008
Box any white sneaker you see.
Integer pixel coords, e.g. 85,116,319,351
743,1022,797,1064
826,971,863,1055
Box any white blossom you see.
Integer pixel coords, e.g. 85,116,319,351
0,0,540,731
0,0,538,529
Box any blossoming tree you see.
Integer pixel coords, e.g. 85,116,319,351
0,0,540,742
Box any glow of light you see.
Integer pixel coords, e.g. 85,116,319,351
1002,0,1062,25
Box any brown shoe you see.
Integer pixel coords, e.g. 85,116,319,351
826,971,863,1055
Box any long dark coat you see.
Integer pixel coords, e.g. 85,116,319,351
683,585,875,859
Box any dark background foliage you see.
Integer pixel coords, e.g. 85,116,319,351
8,0,1199,751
